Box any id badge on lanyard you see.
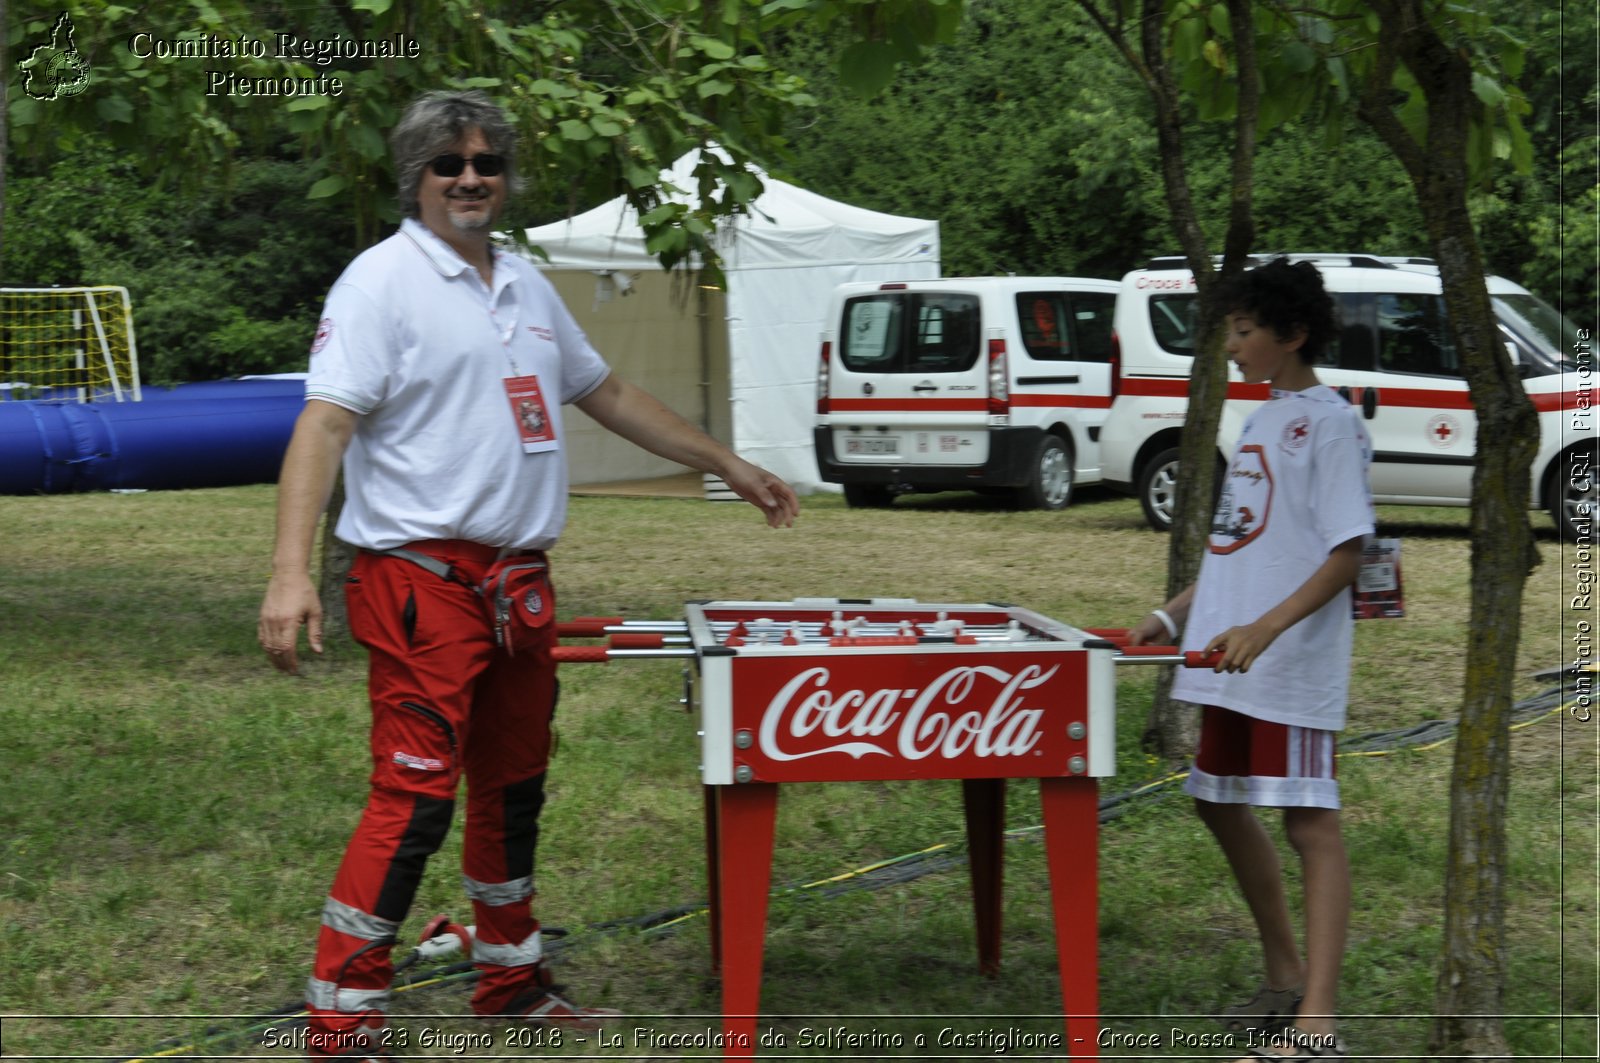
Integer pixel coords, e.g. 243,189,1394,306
503,375,558,454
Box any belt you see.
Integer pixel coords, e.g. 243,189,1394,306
366,540,546,585
392,539,543,565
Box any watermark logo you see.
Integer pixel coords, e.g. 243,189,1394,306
18,12,91,101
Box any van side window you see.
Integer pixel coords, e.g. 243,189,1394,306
1071,293,1116,362
1017,293,1072,359
1146,292,1367,370
1149,295,1199,356
1014,291,1116,362
1377,293,1461,376
839,293,981,373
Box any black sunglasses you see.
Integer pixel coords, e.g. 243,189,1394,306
429,153,506,178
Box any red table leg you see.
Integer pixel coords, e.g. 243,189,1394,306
712,782,779,1059
962,777,1006,976
1040,776,1099,1057
704,784,724,974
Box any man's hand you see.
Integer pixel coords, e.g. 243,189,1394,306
723,459,800,529
258,571,323,675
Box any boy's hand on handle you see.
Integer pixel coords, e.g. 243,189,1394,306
1203,619,1284,673
259,571,323,675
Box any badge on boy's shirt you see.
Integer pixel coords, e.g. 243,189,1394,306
504,375,558,454
1353,535,1405,619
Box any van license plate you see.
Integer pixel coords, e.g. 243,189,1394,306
845,436,899,455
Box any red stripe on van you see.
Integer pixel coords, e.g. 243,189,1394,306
1531,390,1581,413
1119,378,1271,401
1377,387,1578,413
827,397,989,413
1371,386,1473,410
1118,377,1190,398
1009,393,1114,409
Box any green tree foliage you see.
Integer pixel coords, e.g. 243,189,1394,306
4,154,357,382
774,0,1169,277
7,0,961,275
775,0,1439,276
773,0,1586,316
4,0,966,382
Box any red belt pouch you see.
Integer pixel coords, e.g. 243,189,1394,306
480,556,554,655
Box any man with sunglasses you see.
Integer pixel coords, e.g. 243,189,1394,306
259,89,799,1060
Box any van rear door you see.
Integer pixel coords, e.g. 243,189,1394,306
826,288,989,467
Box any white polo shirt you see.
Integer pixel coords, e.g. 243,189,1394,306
1172,385,1374,730
305,218,610,551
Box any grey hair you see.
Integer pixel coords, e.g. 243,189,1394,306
391,90,523,217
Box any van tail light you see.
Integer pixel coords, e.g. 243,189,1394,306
816,339,832,416
987,337,1010,416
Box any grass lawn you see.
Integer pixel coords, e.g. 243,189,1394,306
0,483,1592,1059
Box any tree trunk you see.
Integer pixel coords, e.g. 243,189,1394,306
1357,2,1541,1055
2,0,7,266
318,473,355,646
1136,0,1259,762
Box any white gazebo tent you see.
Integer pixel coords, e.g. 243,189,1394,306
520,151,940,493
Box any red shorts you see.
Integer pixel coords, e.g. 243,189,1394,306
1183,705,1341,809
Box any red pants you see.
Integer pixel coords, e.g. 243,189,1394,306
307,542,558,1040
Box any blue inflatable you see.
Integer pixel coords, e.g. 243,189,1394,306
0,377,305,494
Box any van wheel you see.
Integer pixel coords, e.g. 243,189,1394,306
1138,447,1226,531
843,484,893,508
1137,447,1183,530
1550,450,1596,541
1018,435,1073,511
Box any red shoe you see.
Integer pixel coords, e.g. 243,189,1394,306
481,964,621,1031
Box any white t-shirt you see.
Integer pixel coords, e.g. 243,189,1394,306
1172,385,1374,729
305,218,611,551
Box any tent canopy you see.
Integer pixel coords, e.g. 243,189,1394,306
521,151,939,491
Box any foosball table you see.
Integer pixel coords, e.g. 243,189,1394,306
552,597,1212,1059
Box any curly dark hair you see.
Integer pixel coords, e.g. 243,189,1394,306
1215,258,1338,362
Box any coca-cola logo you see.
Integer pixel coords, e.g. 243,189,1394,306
757,664,1056,763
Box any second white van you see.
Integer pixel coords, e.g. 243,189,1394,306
813,276,1120,509
1099,253,1589,538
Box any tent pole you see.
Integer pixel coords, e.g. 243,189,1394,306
697,284,713,433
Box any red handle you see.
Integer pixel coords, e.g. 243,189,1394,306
556,616,624,637
1083,627,1131,642
1115,645,1226,668
609,633,666,649
552,646,612,663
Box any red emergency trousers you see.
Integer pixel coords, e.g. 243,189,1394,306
307,541,557,1045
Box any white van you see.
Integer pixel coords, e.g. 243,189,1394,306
813,276,1120,508
1099,253,1590,538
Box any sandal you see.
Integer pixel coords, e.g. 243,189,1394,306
1217,984,1303,1034
1246,1026,1347,1058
